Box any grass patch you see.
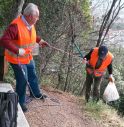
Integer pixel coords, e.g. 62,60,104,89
84,100,124,127
85,100,106,119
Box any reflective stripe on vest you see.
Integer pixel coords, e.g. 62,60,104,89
5,16,36,64
86,68,105,77
86,48,113,77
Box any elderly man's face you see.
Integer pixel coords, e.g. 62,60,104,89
28,11,39,26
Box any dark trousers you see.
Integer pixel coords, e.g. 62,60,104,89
10,60,41,105
85,73,102,102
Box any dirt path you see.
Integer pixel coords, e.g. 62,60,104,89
25,87,103,127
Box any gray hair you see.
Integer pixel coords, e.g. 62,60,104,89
23,3,39,16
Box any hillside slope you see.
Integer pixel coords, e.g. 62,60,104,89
25,86,104,127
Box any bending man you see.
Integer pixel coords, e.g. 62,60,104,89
82,45,114,102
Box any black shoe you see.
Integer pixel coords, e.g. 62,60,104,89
21,104,28,112
30,93,47,99
36,94,48,100
40,94,48,99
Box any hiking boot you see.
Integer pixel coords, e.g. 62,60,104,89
20,104,28,112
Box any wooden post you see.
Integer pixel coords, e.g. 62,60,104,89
0,56,4,81
0,47,4,81
0,47,8,81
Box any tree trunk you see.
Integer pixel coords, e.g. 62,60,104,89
15,0,25,18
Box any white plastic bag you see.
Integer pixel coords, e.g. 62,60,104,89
103,82,119,102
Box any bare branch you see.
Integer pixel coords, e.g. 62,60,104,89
96,0,122,46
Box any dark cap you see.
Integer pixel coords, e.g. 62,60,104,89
98,45,108,59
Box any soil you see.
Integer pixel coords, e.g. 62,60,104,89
25,86,103,127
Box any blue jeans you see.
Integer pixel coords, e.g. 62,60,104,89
10,60,41,105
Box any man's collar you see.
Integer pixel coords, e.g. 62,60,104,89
21,15,32,30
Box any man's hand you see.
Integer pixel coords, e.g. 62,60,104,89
39,39,50,48
19,48,32,56
109,74,115,82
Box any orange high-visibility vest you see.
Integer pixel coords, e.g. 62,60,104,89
5,16,36,64
86,48,113,77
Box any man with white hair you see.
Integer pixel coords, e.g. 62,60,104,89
0,3,49,112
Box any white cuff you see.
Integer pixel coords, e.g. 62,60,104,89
19,48,25,56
